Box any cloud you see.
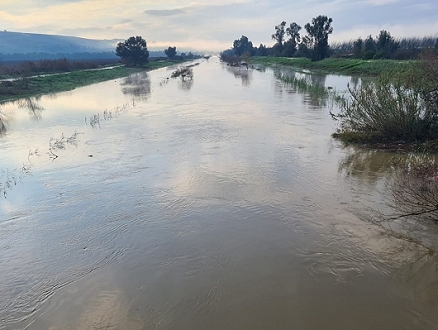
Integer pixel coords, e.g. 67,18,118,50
1,0,437,52
367,0,399,5
144,9,186,16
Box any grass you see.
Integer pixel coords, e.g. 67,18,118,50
0,59,179,103
250,57,419,76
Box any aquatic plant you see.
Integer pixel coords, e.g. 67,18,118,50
171,66,193,81
48,131,82,160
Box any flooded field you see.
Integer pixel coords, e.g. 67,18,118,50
1,57,438,330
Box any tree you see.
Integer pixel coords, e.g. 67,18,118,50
232,35,254,56
304,15,333,61
116,36,149,66
285,22,301,52
353,38,363,58
256,44,268,56
165,46,177,58
271,21,287,55
374,30,397,59
362,35,376,59
281,22,302,57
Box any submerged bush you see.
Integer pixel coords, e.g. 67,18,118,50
333,54,438,144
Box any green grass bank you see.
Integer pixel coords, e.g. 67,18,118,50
0,60,179,103
249,57,419,76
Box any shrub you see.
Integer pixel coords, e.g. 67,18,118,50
333,54,438,143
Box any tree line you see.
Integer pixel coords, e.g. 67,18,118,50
222,15,438,62
222,15,333,62
331,34,438,60
115,36,199,66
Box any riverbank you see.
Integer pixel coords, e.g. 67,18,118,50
249,56,418,76
0,59,182,103
251,56,438,152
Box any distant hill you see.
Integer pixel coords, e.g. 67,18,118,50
0,31,170,61
0,31,118,54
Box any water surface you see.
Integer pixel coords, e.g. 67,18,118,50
1,58,438,330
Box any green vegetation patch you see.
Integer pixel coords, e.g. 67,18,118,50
250,56,418,76
0,60,177,103
331,53,438,151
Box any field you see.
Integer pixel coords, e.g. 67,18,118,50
250,57,419,76
0,59,181,103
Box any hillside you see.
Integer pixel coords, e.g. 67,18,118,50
0,31,118,54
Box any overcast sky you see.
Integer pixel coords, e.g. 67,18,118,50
1,0,437,51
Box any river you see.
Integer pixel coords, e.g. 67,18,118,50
1,57,437,329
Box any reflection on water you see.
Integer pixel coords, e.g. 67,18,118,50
0,163,32,198
273,69,330,108
17,97,45,121
120,71,151,101
179,79,194,91
1,58,438,330
0,112,7,135
225,65,253,86
338,147,397,185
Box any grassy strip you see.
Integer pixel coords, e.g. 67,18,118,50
0,60,178,103
250,57,419,76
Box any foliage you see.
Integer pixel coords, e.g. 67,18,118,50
171,66,193,81
353,38,363,59
332,54,438,143
0,58,100,78
362,35,376,59
282,22,301,57
332,35,437,60
164,46,177,58
233,35,255,56
271,21,287,52
304,15,333,61
115,36,149,66
250,56,417,76
374,30,398,59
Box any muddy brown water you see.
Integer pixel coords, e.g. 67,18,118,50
1,57,438,330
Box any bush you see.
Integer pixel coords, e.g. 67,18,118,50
333,54,438,143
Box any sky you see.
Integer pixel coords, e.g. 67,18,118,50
1,0,437,52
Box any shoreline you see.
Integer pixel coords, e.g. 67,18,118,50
249,56,418,76
0,59,186,104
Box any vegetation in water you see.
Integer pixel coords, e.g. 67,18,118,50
331,52,438,149
171,66,194,80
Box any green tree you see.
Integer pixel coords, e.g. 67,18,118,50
375,30,397,59
286,22,301,50
362,35,376,59
116,36,149,66
271,21,287,55
165,46,177,58
353,38,363,58
304,15,333,61
256,44,268,56
282,22,301,57
232,35,254,56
